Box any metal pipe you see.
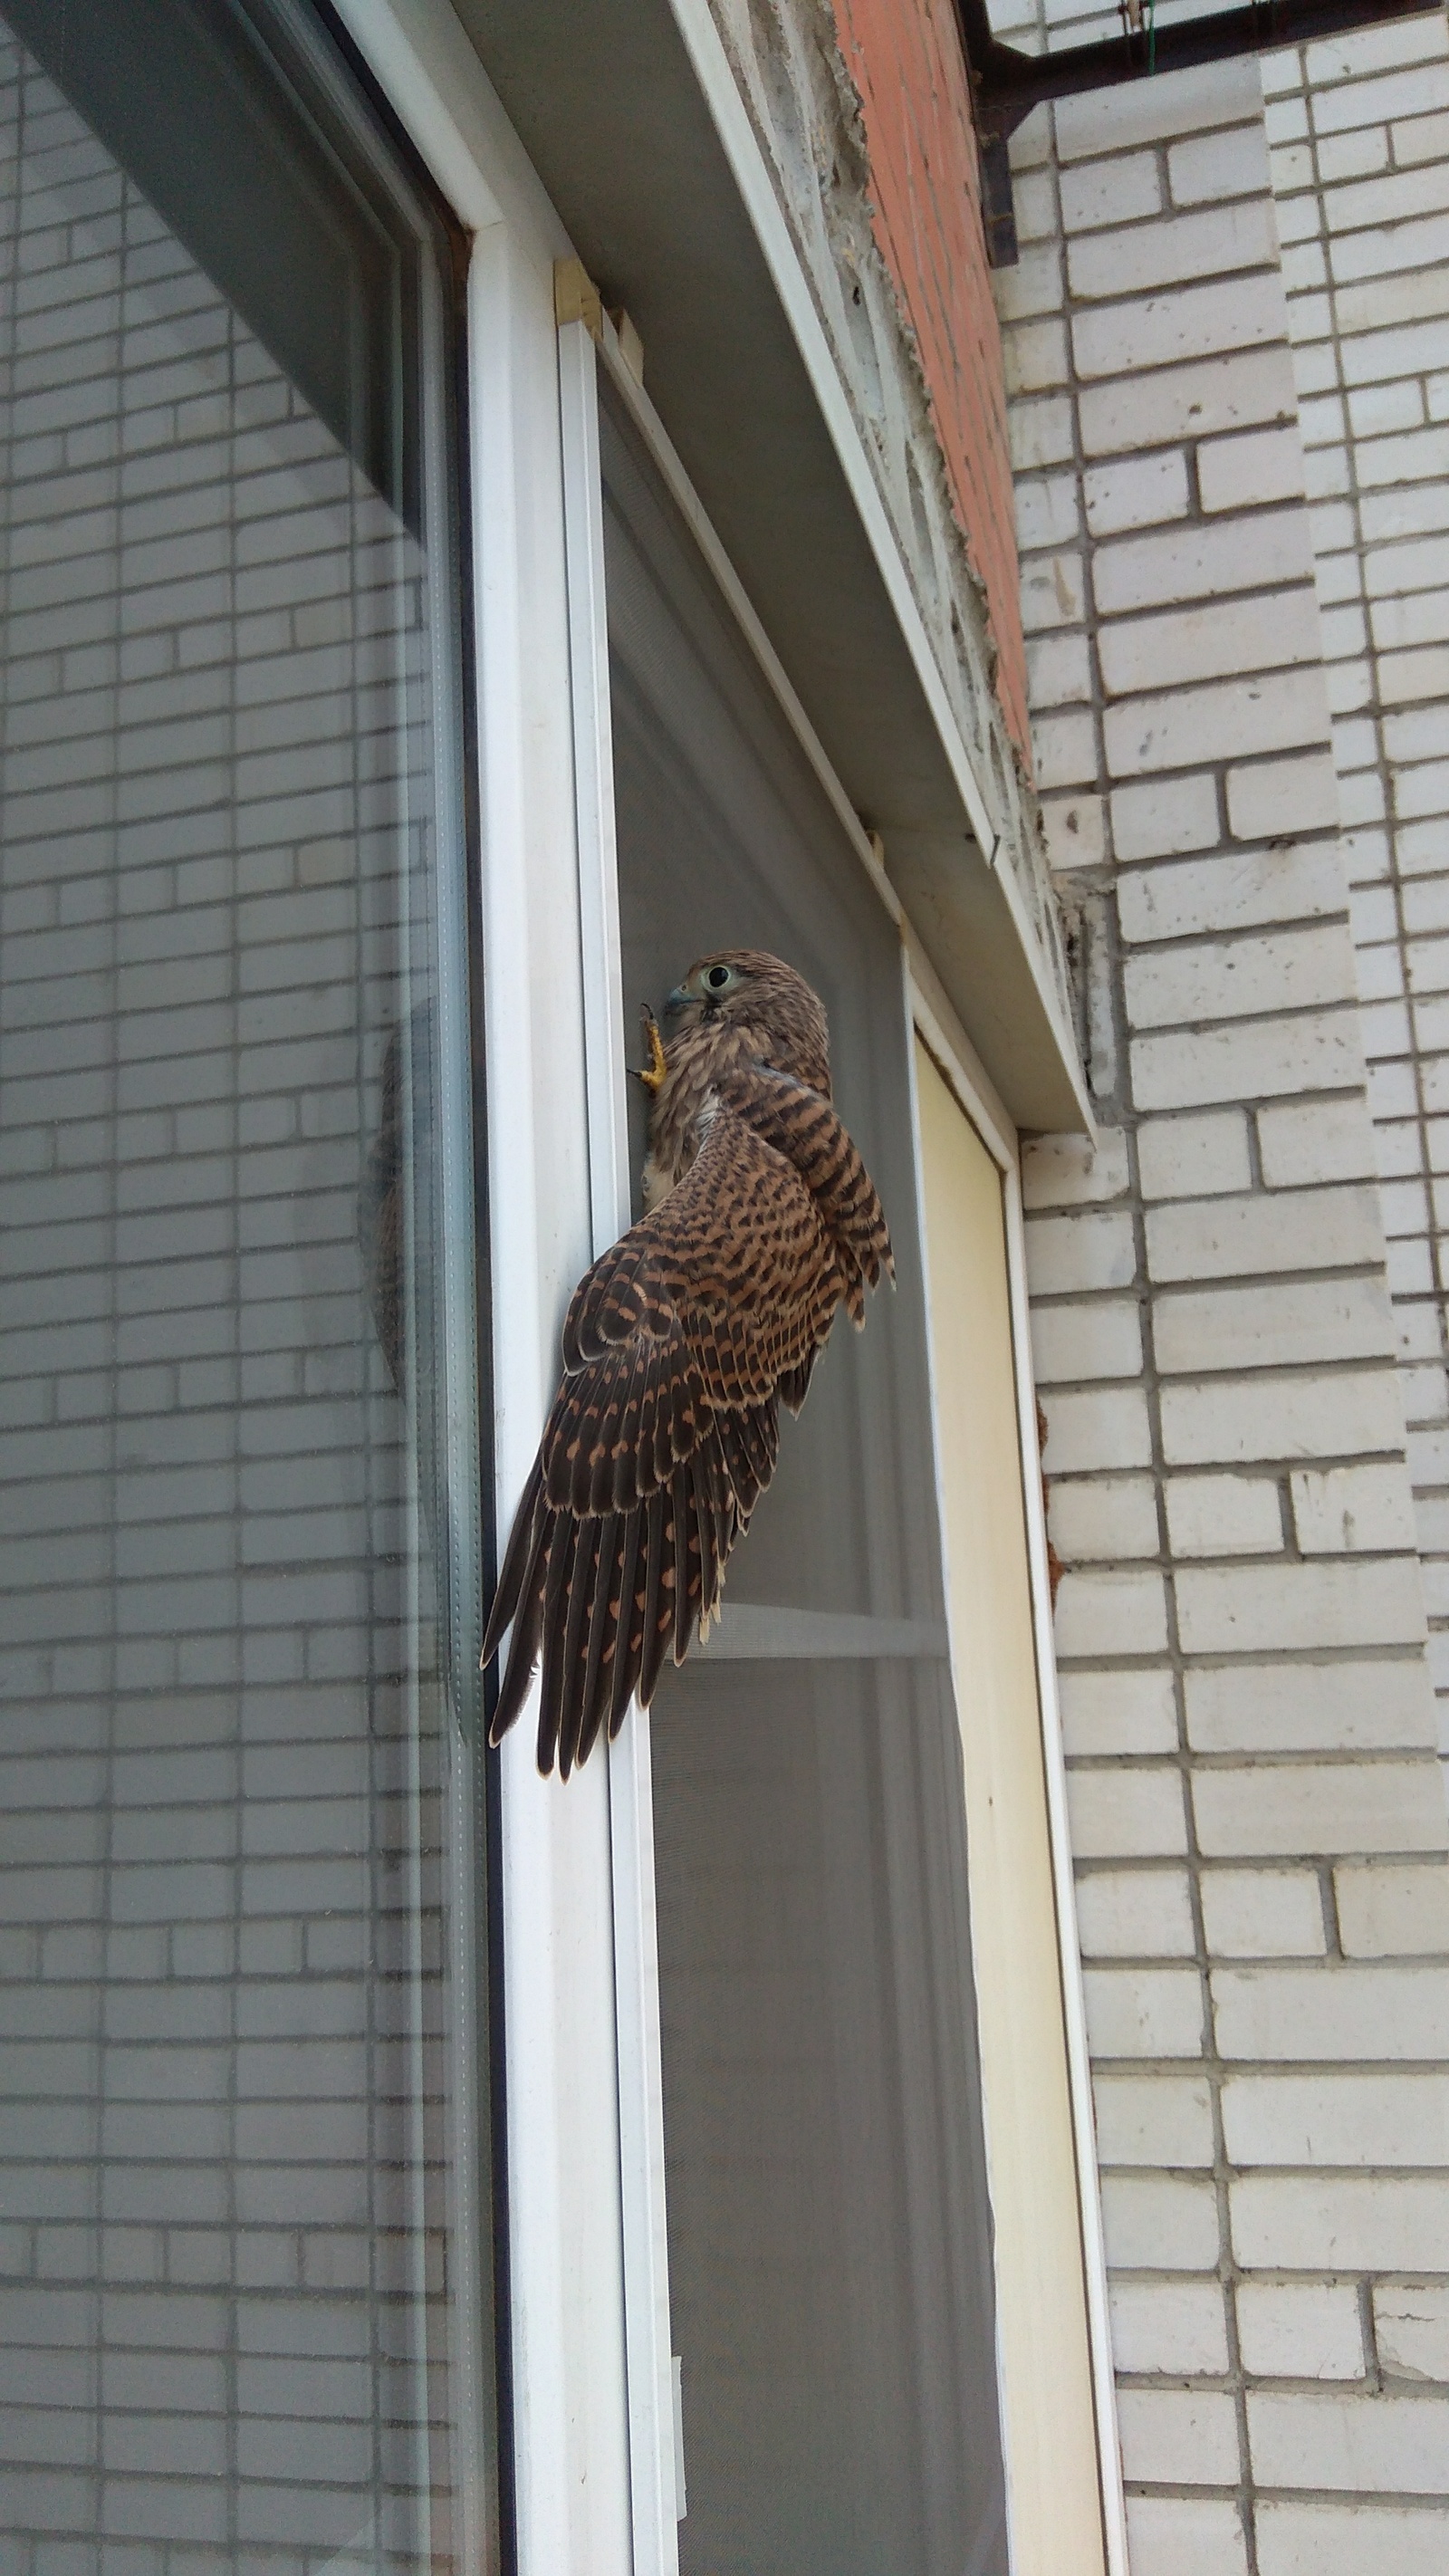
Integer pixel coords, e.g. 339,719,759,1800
956,0,1446,263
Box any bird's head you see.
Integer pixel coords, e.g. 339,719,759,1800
662,948,830,1092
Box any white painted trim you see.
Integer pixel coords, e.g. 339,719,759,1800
330,0,500,226
467,219,636,2576
658,0,1001,871
906,972,1129,2576
331,0,571,250
560,312,681,2573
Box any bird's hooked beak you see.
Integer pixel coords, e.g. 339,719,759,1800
663,978,713,1033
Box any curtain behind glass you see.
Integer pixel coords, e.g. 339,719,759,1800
0,5,496,2568
602,377,1008,2576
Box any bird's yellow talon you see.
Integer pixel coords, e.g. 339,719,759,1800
635,1008,667,1094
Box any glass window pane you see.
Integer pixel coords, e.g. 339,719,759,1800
0,5,497,2569
602,376,1008,2576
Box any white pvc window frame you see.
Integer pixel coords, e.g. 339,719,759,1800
330,12,639,2573
319,9,1125,2574
557,310,681,2575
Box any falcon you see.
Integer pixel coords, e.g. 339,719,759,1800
482,948,894,1776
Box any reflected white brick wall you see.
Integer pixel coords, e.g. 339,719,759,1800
0,32,465,2573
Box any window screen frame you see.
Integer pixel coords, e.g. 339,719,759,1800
564,309,955,2576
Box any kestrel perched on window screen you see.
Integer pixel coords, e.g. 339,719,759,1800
482,949,894,1776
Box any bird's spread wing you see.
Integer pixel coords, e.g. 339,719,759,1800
483,1089,885,1775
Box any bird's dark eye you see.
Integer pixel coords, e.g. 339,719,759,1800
705,965,731,990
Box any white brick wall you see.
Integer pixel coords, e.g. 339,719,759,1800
997,21,1449,2564
1262,12,1449,1776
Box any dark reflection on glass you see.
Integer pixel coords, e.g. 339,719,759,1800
5,0,425,527
0,5,495,2570
603,378,1008,2575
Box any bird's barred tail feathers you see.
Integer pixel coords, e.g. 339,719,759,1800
484,1408,777,1774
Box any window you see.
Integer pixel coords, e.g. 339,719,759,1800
601,368,1008,2576
0,3,499,2565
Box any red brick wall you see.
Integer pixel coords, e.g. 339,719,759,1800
832,0,1031,755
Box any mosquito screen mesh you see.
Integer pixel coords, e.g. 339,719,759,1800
602,374,1009,2576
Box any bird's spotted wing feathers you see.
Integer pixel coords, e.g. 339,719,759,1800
484,1074,887,1773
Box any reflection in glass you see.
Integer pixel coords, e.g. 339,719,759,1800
0,5,496,2568
603,379,1008,2574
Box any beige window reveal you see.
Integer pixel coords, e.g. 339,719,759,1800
914,1038,1108,2576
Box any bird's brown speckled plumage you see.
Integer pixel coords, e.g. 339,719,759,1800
482,948,893,1774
